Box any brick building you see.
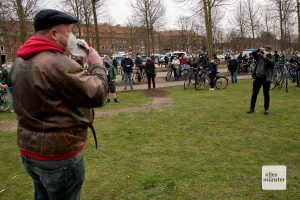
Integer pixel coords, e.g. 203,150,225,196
0,21,204,63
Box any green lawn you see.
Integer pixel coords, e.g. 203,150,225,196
0,80,299,200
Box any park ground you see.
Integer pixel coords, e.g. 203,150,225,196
0,80,299,200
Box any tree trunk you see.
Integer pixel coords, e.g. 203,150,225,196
203,0,214,59
150,26,155,54
15,0,27,43
279,1,284,51
92,0,100,52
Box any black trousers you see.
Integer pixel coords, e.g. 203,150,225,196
146,74,155,89
209,72,217,88
250,76,271,111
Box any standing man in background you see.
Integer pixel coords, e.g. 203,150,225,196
121,53,134,90
12,9,108,199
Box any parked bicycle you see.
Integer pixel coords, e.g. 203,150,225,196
271,66,290,93
166,64,189,81
183,66,199,89
194,68,228,90
131,68,146,84
0,88,11,112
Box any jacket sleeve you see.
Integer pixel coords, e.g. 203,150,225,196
111,65,116,80
121,59,125,68
264,54,275,68
58,61,108,108
252,49,260,60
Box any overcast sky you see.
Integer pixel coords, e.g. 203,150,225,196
108,0,184,29
46,0,266,30
45,0,188,29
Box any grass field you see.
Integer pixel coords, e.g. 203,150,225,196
0,80,299,200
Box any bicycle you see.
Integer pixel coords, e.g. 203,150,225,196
194,68,228,90
183,66,198,89
131,68,146,84
0,88,11,112
271,67,289,93
166,64,189,81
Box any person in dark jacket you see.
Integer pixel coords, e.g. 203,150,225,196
12,9,108,199
227,56,238,84
208,54,220,91
135,53,144,82
164,55,169,68
121,53,134,90
237,52,243,72
247,45,275,115
145,57,156,89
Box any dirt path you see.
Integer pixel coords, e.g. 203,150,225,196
0,89,173,133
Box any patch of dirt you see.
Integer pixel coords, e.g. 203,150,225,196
95,89,173,117
0,120,17,133
143,88,169,97
0,89,174,132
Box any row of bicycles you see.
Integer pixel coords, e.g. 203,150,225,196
164,63,228,90
183,67,228,90
270,63,298,93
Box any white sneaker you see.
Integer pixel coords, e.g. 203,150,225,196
209,88,215,91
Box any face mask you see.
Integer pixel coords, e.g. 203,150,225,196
67,33,89,57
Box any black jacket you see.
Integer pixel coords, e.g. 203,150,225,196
145,60,156,76
227,59,238,73
121,58,134,73
252,49,275,82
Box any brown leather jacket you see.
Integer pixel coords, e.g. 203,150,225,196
12,51,108,156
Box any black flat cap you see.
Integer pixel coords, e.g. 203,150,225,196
34,9,78,31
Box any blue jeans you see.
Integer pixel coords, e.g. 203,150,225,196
21,152,85,200
231,71,237,83
123,72,133,89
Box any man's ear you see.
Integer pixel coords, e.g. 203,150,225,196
49,28,58,41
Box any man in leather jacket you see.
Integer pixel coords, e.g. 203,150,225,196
12,9,108,199
247,45,275,115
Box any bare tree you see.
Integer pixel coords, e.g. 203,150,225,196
231,1,247,52
131,0,166,56
268,0,296,51
175,0,233,58
2,0,40,43
245,0,259,47
176,16,203,54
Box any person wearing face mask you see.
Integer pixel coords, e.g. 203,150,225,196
247,45,275,115
121,53,134,90
12,9,108,199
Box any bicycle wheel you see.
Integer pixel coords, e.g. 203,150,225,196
166,70,173,81
195,77,207,90
141,73,147,82
179,69,189,81
285,76,289,93
270,76,278,90
215,75,228,90
0,92,11,112
131,73,136,85
184,75,191,89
